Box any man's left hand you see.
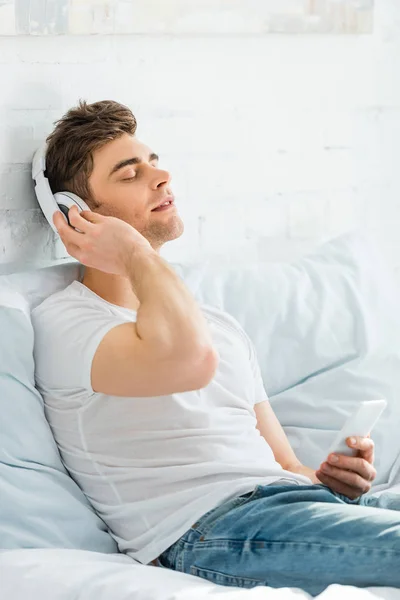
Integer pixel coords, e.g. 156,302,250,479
316,436,377,500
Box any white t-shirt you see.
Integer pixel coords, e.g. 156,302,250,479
31,278,312,564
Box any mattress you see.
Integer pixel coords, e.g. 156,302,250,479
1,546,399,600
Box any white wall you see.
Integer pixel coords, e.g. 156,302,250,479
1,0,399,280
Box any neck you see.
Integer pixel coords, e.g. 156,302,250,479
81,267,140,311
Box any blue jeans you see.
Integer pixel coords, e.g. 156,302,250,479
157,483,400,596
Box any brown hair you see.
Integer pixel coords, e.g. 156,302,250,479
45,99,137,208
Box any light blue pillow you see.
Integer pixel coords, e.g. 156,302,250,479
0,290,119,553
173,228,400,491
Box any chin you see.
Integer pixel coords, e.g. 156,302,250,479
164,221,184,245
148,217,185,249
171,218,184,239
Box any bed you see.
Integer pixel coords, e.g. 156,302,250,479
1,227,400,599
1,545,400,600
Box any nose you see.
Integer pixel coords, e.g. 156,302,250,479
151,167,171,190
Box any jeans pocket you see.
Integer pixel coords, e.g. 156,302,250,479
190,565,262,588
191,485,264,540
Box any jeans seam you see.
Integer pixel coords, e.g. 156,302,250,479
189,565,263,586
196,538,400,554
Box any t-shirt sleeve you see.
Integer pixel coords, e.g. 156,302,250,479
33,297,130,398
247,334,269,405
225,313,269,406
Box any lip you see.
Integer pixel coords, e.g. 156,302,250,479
151,195,175,211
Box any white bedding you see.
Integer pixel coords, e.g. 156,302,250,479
2,238,400,600
0,547,399,600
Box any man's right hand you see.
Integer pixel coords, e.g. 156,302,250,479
53,205,154,276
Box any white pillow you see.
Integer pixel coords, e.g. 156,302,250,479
172,228,400,492
0,288,119,553
0,262,81,311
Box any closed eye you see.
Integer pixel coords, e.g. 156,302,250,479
121,163,157,182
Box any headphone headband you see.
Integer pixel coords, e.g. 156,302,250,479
32,144,47,181
32,143,90,234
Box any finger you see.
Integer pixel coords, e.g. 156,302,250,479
79,210,104,224
327,454,377,481
52,210,86,246
68,206,95,231
315,471,362,501
346,436,373,452
52,210,67,230
319,462,373,492
346,436,375,464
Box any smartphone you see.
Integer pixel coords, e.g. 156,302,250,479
327,399,387,457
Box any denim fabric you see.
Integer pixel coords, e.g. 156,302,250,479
157,483,400,597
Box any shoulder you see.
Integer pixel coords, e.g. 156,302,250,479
33,281,129,319
201,303,250,348
31,281,133,342
32,282,90,329
32,281,132,394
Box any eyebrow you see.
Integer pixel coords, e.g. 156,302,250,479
109,152,159,177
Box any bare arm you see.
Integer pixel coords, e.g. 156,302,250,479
54,207,219,397
91,248,219,397
126,248,216,360
254,399,320,483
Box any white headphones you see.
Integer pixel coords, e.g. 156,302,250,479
32,144,91,235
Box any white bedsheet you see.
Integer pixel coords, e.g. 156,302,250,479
0,548,399,600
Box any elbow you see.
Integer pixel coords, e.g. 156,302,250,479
167,341,219,392
189,344,220,389
203,345,220,382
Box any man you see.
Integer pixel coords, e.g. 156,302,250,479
32,100,400,596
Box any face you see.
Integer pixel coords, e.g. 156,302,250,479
89,133,184,252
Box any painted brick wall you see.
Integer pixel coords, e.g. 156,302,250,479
0,0,399,281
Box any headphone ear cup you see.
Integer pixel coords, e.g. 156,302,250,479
56,191,91,213
54,193,75,226
55,202,72,226
54,193,88,232
32,144,91,234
